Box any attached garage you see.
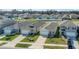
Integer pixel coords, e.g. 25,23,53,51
40,29,49,37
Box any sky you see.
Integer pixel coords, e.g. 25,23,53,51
0,0,79,10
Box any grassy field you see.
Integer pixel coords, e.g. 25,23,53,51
15,43,31,48
16,18,38,23
0,35,19,41
72,19,79,25
45,38,67,44
21,35,39,42
44,45,67,49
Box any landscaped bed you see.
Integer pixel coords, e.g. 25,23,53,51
44,45,67,49
15,43,31,48
45,38,67,44
0,34,19,41
21,35,39,42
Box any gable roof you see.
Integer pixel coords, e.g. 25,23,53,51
19,21,46,30
60,20,76,27
0,18,16,29
45,22,58,32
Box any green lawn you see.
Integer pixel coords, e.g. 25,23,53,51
44,45,66,49
45,38,67,44
16,18,38,23
21,35,39,42
15,43,31,48
72,19,79,25
0,35,19,41
0,42,7,46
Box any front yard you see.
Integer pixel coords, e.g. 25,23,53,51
44,45,67,49
15,43,31,48
0,42,7,46
0,34,19,41
21,34,39,42
45,38,67,44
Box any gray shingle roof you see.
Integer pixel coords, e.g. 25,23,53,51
45,22,58,32
60,20,76,27
0,18,16,29
19,21,46,30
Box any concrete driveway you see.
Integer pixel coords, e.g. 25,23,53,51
28,36,47,49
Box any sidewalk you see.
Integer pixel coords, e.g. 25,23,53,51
45,44,67,47
0,35,26,48
73,40,79,49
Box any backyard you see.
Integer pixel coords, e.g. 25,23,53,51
72,19,79,25
16,18,38,23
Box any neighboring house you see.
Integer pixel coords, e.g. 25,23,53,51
19,21,46,36
19,22,34,36
18,13,32,19
70,14,79,19
36,15,45,20
3,23,19,35
60,20,77,39
62,15,71,21
40,22,58,37
0,18,16,35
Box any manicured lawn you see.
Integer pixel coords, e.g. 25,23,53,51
44,45,66,49
45,38,67,44
0,42,7,46
0,35,19,41
15,43,31,48
21,35,39,42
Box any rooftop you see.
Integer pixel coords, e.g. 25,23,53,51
45,22,58,31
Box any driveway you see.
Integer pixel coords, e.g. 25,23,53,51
28,36,47,49
0,35,26,48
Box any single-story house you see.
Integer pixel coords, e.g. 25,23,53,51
3,23,19,35
40,22,58,37
60,20,77,39
19,21,46,36
0,18,16,35
62,15,71,21
70,14,79,19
